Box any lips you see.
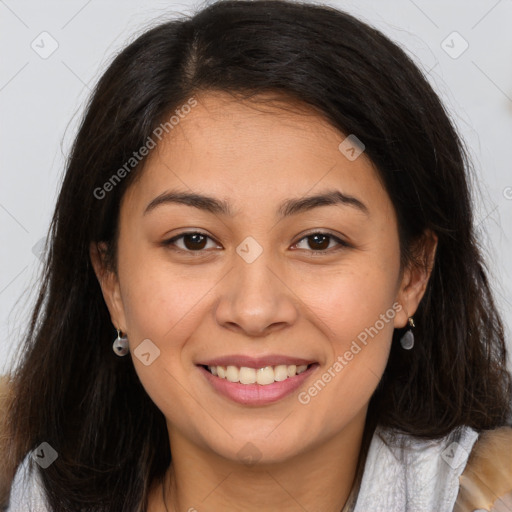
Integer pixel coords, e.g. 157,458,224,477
198,363,318,405
196,354,319,405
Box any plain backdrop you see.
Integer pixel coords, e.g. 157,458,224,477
1,0,511,373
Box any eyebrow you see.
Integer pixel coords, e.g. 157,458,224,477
144,188,369,218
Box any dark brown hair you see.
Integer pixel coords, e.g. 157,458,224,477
2,1,511,510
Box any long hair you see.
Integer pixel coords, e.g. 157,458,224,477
2,1,511,510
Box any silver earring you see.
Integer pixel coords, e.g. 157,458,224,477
113,328,129,356
400,317,415,350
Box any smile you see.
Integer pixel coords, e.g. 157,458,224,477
197,359,319,406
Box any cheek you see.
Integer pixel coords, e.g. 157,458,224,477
117,243,215,344
294,250,400,434
298,252,400,348
294,268,398,437
292,247,400,421
115,245,219,405
117,254,212,420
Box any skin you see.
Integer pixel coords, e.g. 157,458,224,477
91,91,437,512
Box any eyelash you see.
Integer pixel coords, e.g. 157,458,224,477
162,231,351,256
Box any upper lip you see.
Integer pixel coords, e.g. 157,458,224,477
197,355,316,368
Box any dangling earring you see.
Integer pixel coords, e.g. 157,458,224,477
400,317,415,350
113,328,129,356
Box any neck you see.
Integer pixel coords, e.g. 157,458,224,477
156,408,368,512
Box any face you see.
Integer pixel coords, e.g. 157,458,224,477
92,91,432,464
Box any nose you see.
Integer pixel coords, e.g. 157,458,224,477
214,250,299,337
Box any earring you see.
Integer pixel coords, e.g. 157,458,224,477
113,328,129,356
400,317,415,350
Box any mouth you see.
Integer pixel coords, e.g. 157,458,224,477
196,360,319,406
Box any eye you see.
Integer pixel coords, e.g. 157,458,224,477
162,230,350,255
162,232,221,253
292,232,350,253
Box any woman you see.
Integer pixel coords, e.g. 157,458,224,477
2,1,511,511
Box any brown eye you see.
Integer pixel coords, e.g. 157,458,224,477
293,232,350,253
181,233,208,250
163,232,219,253
306,234,330,250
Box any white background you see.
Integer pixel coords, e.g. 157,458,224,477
1,0,511,373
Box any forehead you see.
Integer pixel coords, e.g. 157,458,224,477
162,91,354,166
122,91,391,219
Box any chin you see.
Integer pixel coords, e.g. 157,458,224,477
203,428,309,466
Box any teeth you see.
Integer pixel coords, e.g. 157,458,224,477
256,366,275,385
206,363,309,385
226,365,239,383
239,366,256,384
274,365,288,382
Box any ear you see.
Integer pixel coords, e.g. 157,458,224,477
89,241,127,333
394,230,438,328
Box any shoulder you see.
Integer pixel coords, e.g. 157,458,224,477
5,454,50,512
352,424,480,512
454,426,512,512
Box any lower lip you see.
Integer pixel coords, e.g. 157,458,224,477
198,364,319,406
